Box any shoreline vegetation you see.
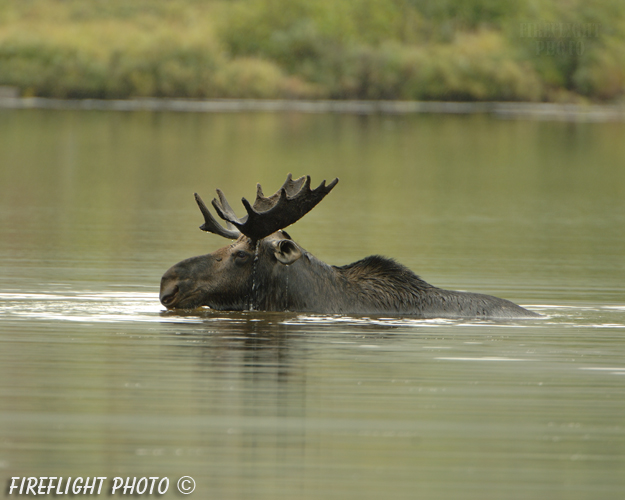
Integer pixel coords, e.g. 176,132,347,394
0,0,624,103
2,96,624,121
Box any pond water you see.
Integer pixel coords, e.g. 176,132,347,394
1,108,624,499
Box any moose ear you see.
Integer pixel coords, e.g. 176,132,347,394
272,239,302,266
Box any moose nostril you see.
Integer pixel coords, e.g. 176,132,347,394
160,285,179,307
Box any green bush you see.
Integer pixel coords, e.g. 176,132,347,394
308,33,543,101
573,36,625,99
0,34,221,98
0,0,624,101
214,57,318,98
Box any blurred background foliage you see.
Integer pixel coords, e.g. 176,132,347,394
0,0,623,101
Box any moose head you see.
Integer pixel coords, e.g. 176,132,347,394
160,174,338,311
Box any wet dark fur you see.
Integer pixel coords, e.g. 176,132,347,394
334,256,536,318
250,249,538,319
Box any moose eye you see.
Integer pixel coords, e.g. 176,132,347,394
234,250,250,263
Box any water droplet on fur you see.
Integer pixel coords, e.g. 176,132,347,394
249,240,260,311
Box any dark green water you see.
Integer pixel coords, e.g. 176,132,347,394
1,109,624,499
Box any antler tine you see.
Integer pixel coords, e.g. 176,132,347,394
249,173,305,213
211,188,247,227
210,174,339,240
194,193,241,240
213,188,246,222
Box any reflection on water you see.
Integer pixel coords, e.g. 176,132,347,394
1,109,624,499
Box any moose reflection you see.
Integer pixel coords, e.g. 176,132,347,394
160,175,539,319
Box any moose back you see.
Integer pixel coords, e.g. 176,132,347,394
160,175,539,319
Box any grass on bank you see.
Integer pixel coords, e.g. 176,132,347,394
0,0,624,102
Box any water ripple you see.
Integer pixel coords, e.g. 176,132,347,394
0,290,167,324
1,292,624,329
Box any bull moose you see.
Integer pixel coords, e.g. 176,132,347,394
160,175,539,319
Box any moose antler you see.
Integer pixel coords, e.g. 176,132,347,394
194,192,241,239
194,174,338,240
